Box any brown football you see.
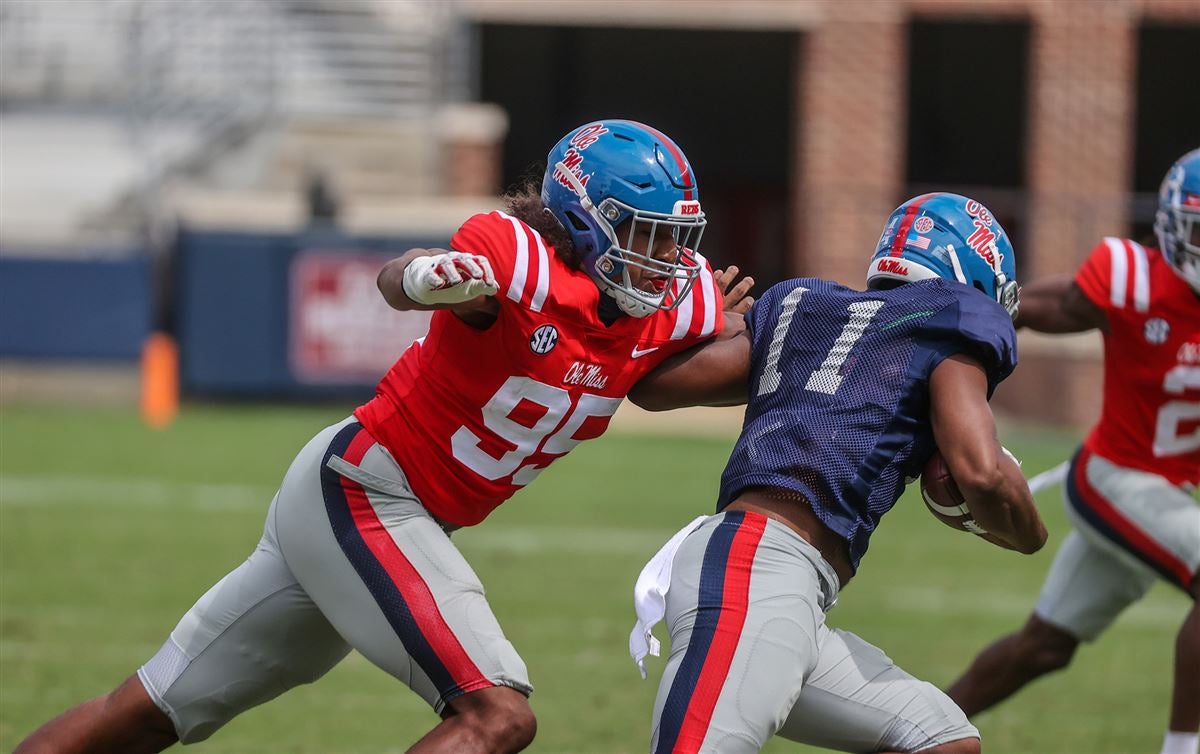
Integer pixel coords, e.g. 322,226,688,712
920,451,988,534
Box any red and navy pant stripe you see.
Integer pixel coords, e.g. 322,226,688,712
1066,448,1195,592
655,510,768,754
320,422,493,705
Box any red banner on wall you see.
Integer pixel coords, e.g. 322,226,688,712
290,250,432,384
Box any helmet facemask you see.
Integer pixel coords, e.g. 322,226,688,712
554,160,706,317
1156,201,1200,294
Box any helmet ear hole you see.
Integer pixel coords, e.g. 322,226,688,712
973,281,988,295
566,212,590,232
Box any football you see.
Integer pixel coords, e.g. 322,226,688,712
920,451,988,535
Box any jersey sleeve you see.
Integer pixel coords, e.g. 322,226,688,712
1074,239,1117,312
450,211,554,312
1075,237,1153,316
921,290,1018,395
659,252,726,350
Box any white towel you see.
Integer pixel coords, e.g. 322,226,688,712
1027,460,1069,494
629,515,710,678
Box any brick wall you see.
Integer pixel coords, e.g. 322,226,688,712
794,3,907,286
1024,2,1136,277
791,0,1197,428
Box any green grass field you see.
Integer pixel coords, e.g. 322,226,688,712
0,404,1184,753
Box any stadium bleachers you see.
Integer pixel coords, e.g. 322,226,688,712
0,0,479,247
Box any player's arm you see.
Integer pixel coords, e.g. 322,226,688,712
627,329,752,411
1014,274,1107,334
929,354,1047,554
377,248,501,320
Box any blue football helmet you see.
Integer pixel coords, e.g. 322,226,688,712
868,192,1019,318
541,120,705,318
1154,148,1200,293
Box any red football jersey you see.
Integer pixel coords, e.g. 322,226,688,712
1075,238,1200,486
355,211,725,526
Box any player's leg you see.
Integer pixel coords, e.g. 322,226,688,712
948,527,1157,717
14,673,177,754
1060,451,1200,753
1166,576,1200,754
778,626,979,753
274,420,535,753
649,511,835,754
944,612,1078,717
15,479,352,752
946,523,1154,716
947,448,1163,717
406,686,537,753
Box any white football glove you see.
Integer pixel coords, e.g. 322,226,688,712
402,251,499,306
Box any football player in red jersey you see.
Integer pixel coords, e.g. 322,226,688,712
947,149,1200,754
15,120,752,754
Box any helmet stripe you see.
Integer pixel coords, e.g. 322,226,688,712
889,192,940,257
620,119,694,200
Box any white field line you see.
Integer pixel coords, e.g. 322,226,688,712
873,584,1184,628
0,475,273,510
0,473,679,554
1028,461,1070,494
0,475,1187,629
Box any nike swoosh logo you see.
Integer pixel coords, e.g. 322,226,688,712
631,345,660,358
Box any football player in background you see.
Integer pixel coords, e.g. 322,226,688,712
626,193,1046,754
15,120,753,754
947,149,1200,754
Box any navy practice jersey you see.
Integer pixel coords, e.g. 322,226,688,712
717,277,1018,572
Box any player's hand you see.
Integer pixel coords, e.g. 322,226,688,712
402,251,499,306
715,265,755,315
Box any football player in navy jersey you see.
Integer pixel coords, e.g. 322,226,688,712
627,193,1046,754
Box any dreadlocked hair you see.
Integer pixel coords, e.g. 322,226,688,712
503,172,583,270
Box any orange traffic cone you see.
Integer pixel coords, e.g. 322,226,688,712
141,332,179,429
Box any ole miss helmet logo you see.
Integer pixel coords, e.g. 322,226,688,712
553,124,609,191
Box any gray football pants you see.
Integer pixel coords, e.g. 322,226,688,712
1035,448,1199,641
137,418,530,743
651,511,977,754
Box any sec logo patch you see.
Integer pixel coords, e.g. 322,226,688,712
1144,317,1170,345
530,324,559,354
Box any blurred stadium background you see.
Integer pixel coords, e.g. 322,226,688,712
0,1,1197,752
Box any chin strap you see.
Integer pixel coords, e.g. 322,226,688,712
554,161,597,212
945,244,968,285
553,158,619,261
